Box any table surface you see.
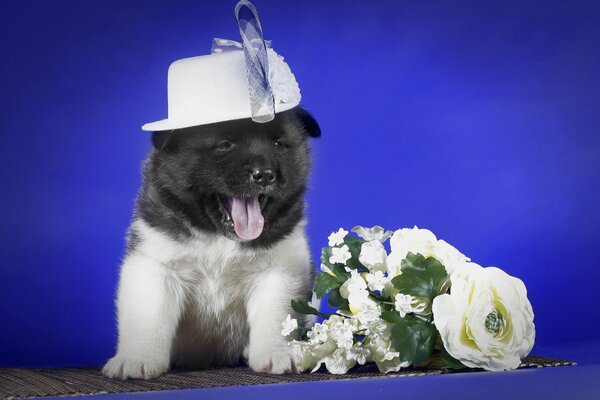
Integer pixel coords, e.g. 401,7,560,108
43,339,600,400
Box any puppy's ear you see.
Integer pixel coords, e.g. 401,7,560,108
295,108,321,138
151,130,172,150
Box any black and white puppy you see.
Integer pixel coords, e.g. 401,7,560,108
102,107,320,379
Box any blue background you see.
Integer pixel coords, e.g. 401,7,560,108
1,0,599,368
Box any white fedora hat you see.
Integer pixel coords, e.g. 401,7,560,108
142,47,300,131
142,1,301,131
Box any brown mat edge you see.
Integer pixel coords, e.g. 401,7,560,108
0,355,577,400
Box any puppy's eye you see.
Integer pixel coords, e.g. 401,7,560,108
216,140,234,151
273,139,284,148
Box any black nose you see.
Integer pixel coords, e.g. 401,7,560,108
251,167,276,187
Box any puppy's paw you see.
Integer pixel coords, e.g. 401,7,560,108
102,355,169,380
248,348,298,374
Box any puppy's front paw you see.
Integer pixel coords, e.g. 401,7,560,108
102,355,169,380
248,347,298,374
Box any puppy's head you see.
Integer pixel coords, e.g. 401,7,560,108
144,107,320,246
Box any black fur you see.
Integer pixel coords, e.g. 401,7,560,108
135,107,320,248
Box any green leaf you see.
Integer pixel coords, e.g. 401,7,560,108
291,299,330,319
320,246,334,266
390,315,437,366
441,346,468,370
391,253,449,301
327,288,349,309
314,272,340,299
343,236,368,271
329,263,351,283
380,310,401,323
320,247,354,281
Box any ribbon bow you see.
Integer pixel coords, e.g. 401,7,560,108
211,0,275,124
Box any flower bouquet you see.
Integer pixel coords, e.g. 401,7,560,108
282,226,536,374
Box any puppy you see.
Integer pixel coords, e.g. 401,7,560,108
102,107,320,379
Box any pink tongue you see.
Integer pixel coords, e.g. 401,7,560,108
230,197,264,241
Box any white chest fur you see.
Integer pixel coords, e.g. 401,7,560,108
113,218,313,370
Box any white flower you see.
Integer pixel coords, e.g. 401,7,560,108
355,300,381,325
339,270,372,313
347,290,371,314
320,263,334,275
281,314,298,337
289,340,315,371
432,263,535,372
351,225,393,242
267,50,301,105
324,348,357,374
340,270,367,296
387,226,470,277
364,333,409,373
365,318,389,338
374,356,410,374
300,339,338,373
328,318,355,350
347,343,371,365
307,322,329,344
329,244,351,265
328,228,349,247
366,334,394,362
359,240,388,273
394,294,414,318
366,270,389,292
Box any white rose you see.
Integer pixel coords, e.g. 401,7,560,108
359,240,388,273
267,50,301,105
387,226,470,277
432,263,535,371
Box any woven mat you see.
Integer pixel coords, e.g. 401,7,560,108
0,355,575,399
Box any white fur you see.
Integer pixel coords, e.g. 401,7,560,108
102,218,313,379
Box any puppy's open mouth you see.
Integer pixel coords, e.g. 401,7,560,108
217,194,268,241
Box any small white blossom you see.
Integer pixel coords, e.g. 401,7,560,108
281,314,298,337
329,245,352,265
326,317,360,351
366,270,390,292
328,228,349,246
395,294,415,318
352,225,393,242
347,343,371,365
329,319,355,350
307,322,329,344
355,300,381,325
366,318,389,337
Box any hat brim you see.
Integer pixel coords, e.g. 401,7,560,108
141,101,299,131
